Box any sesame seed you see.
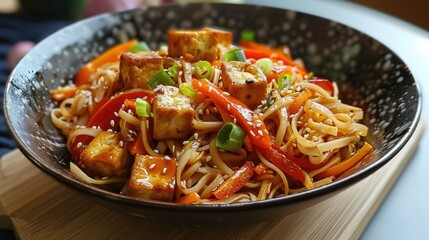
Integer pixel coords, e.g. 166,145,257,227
162,167,168,174
172,145,176,152
206,156,212,162
250,130,256,136
181,180,186,187
213,107,218,112
149,163,156,169
247,121,253,125
233,118,237,124
227,104,231,111
128,109,133,115
165,156,171,160
114,112,118,117
146,120,149,129
312,136,319,141
208,86,213,93
198,82,202,87
102,177,108,180
198,109,203,115
194,133,199,139
256,123,262,127
183,140,190,145
154,149,159,153
77,142,82,148
222,92,230,96
110,120,115,127
206,109,210,115
107,129,113,132
258,130,263,136
121,104,125,109
119,140,124,147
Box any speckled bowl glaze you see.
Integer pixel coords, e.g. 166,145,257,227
4,3,421,225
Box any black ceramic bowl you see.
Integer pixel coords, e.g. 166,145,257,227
3,3,421,225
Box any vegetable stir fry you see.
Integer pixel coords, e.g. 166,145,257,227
51,28,372,204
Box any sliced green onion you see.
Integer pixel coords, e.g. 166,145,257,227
225,48,246,62
194,61,213,79
179,83,197,97
167,64,179,78
159,44,168,55
148,69,175,89
136,98,151,117
129,41,150,53
306,72,314,80
256,58,273,75
216,122,246,153
240,29,255,41
278,74,291,91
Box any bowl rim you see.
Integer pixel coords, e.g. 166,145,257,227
3,2,423,213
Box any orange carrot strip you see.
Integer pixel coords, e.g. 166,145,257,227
255,162,269,175
75,39,138,86
50,86,77,101
176,192,201,204
315,142,373,179
288,88,313,115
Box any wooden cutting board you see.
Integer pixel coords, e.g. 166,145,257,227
0,120,424,240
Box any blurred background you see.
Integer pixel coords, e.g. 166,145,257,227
0,0,428,30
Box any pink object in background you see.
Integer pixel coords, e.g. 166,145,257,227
7,41,35,70
84,0,142,17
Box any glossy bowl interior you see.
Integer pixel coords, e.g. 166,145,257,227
3,3,421,225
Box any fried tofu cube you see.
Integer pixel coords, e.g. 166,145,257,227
79,131,131,178
120,51,163,90
168,27,232,61
127,155,176,201
221,61,268,109
153,86,194,140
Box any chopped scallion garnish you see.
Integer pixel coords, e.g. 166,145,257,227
135,98,151,117
278,74,291,91
256,58,273,75
306,72,314,80
216,122,246,153
225,48,246,62
179,82,197,97
194,61,213,79
129,41,150,53
167,64,179,78
148,69,175,89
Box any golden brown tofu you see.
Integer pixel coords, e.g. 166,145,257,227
153,86,194,140
221,61,268,109
127,155,176,201
119,51,163,90
79,131,131,178
168,27,232,61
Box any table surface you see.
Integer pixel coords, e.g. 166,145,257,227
245,0,429,239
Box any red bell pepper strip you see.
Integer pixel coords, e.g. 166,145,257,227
192,78,271,149
308,79,334,95
257,145,305,182
71,90,154,161
192,79,306,182
212,161,255,199
75,39,138,86
288,88,314,115
86,89,154,130
271,145,328,171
